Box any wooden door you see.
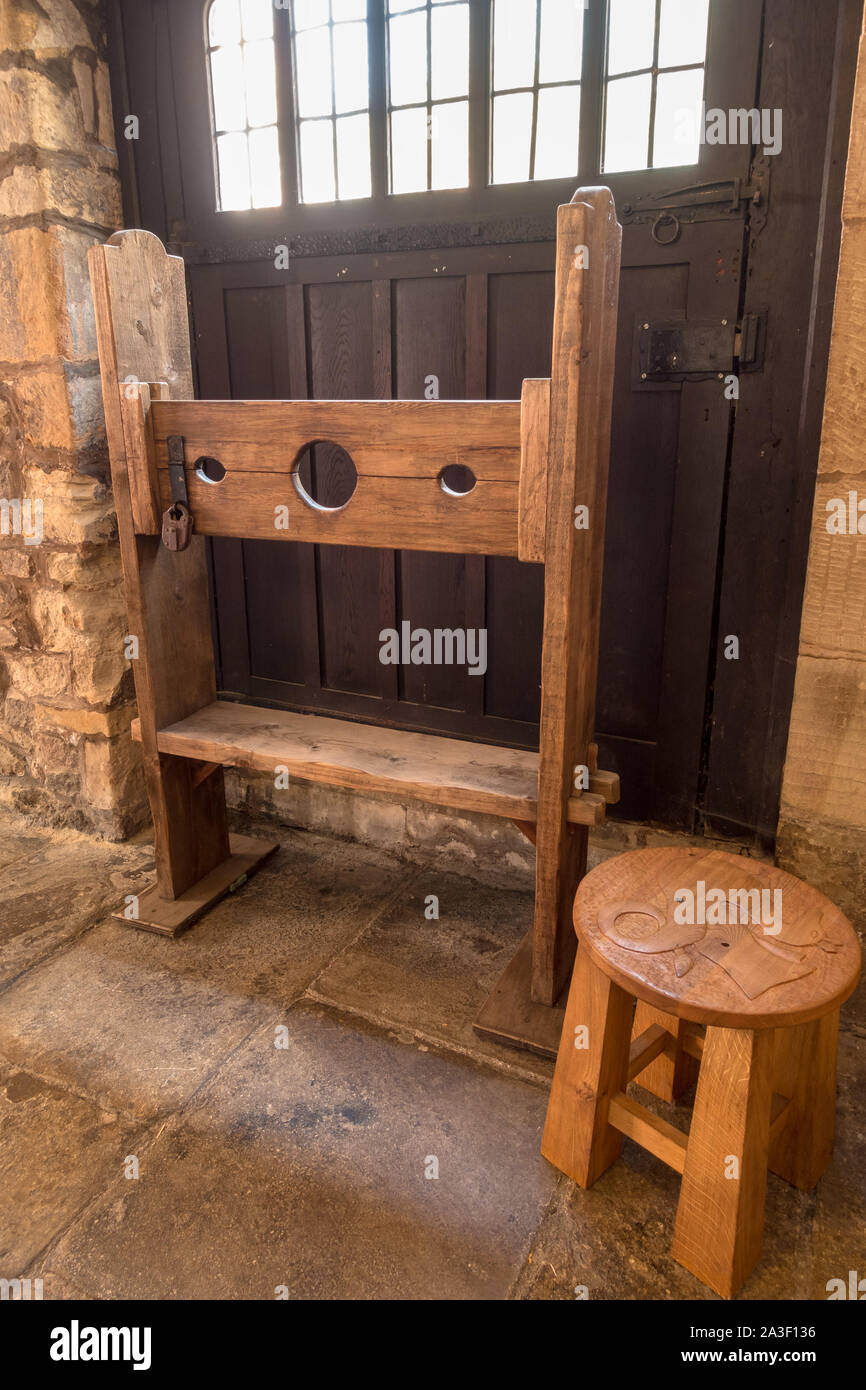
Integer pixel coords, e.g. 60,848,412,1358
107,0,860,837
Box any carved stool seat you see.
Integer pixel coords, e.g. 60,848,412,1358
541,847,861,1297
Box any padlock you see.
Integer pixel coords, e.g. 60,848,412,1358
161,501,193,552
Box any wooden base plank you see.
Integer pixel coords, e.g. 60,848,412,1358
112,833,279,937
130,701,617,829
473,929,568,1058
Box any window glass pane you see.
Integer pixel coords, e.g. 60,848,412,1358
211,43,246,130
658,0,709,69
333,21,368,113
332,0,367,19
493,0,537,92
491,91,533,183
390,104,428,192
431,99,468,188
653,66,703,167
388,0,419,12
216,131,251,208
244,39,277,127
539,0,584,85
295,26,333,117
603,72,651,171
389,11,427,107
336,112,372,197
431,3,469,101
248,124,282,205
294,0,329,28
209,0,241,47
607,0,656,76
299,119,336,201
240,0,273,41
534,84,579,180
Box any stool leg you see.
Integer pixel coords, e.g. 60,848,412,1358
541,947,633,1187
631,1000,700,1101
769,1011,839,1190
672,1025,774,1299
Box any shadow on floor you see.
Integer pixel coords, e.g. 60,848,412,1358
0,812,863,1300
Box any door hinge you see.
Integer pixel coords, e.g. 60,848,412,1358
634,311,767,386
620,157,771,235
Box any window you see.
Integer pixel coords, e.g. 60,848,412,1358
603,0,710,172
207,0,282,210
387,1,470,194
291,0,372,203
490,0,584,185
204,0,713,212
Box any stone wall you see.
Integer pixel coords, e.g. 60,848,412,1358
0,0,145,837
777,14,866,928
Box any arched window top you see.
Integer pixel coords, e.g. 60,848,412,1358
207,0,282,210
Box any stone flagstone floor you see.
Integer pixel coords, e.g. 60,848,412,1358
0,810,863,1300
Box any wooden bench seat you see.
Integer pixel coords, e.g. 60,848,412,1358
130,700,619,827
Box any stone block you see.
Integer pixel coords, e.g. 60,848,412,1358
780,653,866,831
93,61,116,152
799,479,866,657
21,465,115,545
38,704,134,738
0,160,122,227
72,58,96,137
0,740,26,776
777,813,866,934
817,221,866,480
4,648,70,701
82,734,143,812
0,65,86,154
0,0,92,54
0,224,102,365
842,21,866,221
0,549,34,579
44,544,121,590
70,640,128,706
0,227,67,363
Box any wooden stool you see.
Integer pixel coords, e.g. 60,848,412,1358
541,847,861,1298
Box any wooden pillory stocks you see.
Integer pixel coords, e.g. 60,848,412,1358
89,186,623,1058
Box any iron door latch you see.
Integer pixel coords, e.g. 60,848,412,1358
633,312,767,387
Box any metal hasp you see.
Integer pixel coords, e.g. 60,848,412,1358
162,434,194,551
635,312,767,385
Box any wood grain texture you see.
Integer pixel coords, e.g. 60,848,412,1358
671,1025,774,1298
129,700,611,827
88,231,230,899
574,846,860,1029
541,944,633,1186
780,652,866,828
628,1021,676,1082
631,1000,701,1101
769,1010,839,1189
153,466,521,556
533,188,622,1005
152,399,520,466
518,377,550,562
607,1091,688,1174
